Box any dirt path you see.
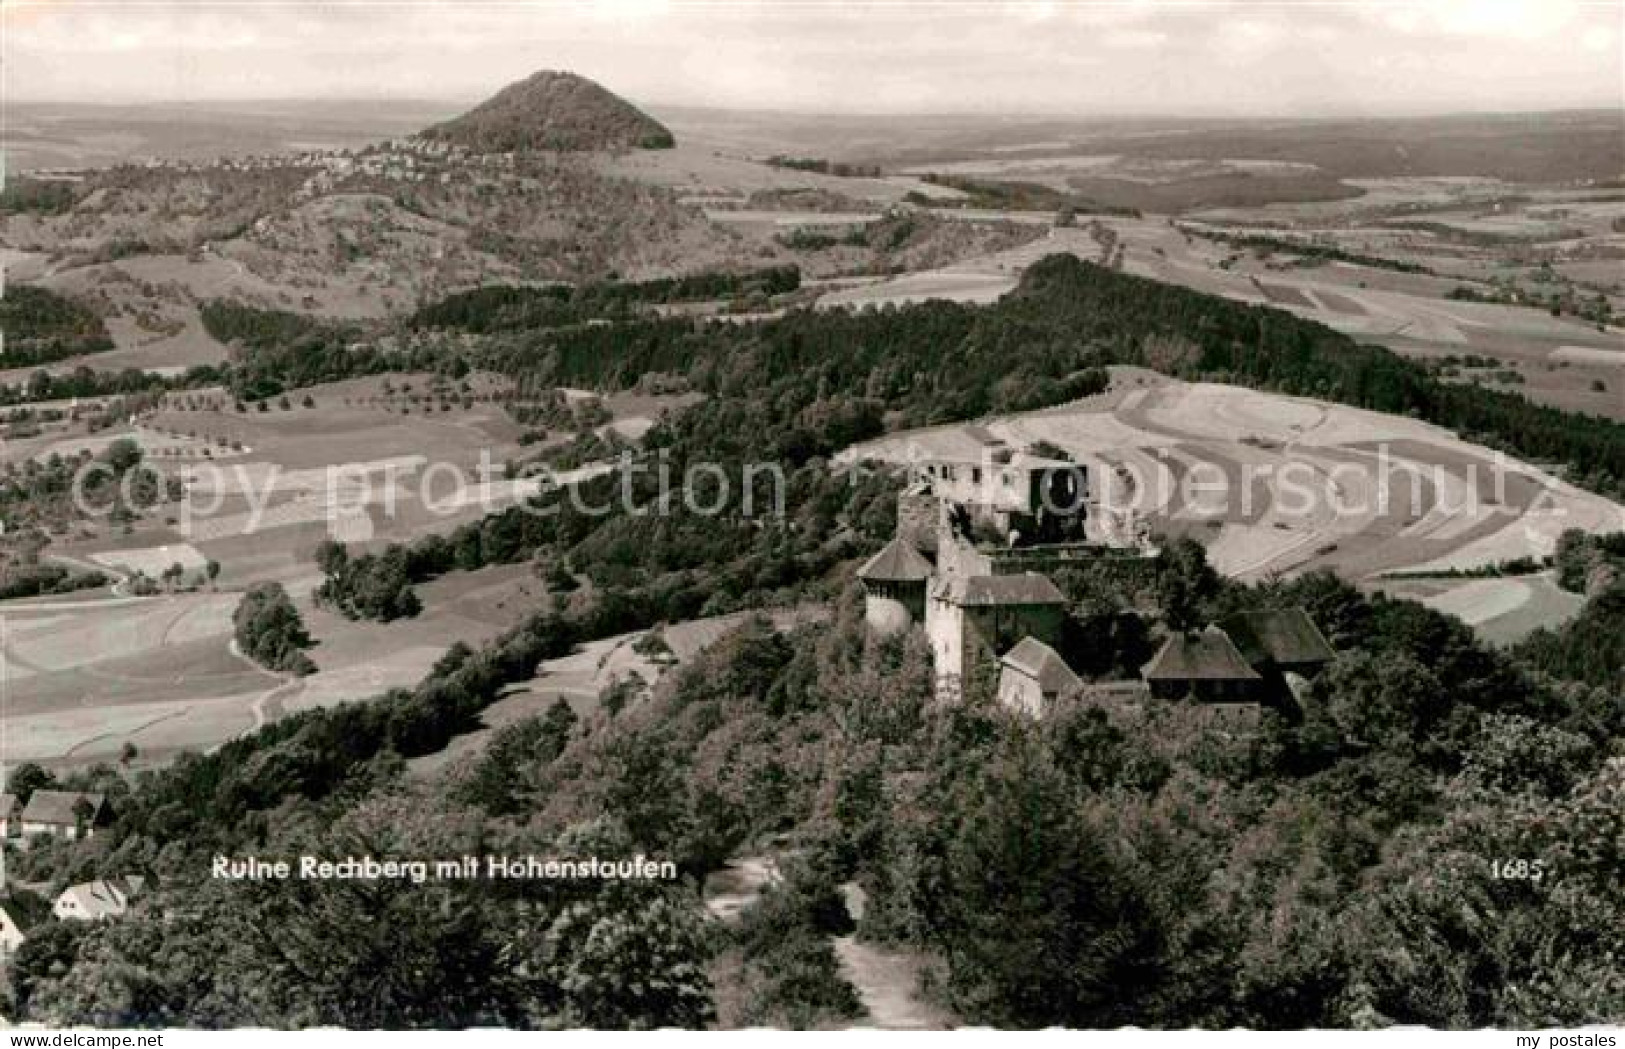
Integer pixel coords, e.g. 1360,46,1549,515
832,936,946,1030
250,677,304,731
699,862,952,1029
831,883,952,1030
227,637,303,731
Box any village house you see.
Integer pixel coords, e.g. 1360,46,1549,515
19,791,111,841
53,876,146,923
0,892,52,961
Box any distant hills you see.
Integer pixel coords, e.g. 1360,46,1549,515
420,70,675,153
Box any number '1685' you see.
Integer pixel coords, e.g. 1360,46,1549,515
1490,858,1546,882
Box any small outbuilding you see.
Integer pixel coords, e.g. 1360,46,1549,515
997,636,1083,717
1218,609,1336,678
1141,626,1265,703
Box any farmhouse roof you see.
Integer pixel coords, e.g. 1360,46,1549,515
857,537,934,583
0,794,18,818
1219,609,1335,668
21,791,107,827
939,572,1066,607
1142,627,1262,682
1000,637,1083,695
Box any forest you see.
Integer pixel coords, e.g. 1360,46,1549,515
0,176,80,215
0,286,116,368
407,265,802,333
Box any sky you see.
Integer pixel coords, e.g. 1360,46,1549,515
4,0,1622,117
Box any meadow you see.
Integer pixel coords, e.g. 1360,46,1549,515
839,369,1624,639
0,368,692,766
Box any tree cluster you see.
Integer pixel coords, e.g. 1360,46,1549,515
232,582,316,675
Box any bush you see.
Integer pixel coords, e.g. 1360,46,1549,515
233,582,316,674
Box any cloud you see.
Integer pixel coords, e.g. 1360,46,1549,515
1102,29,1171,50
1581,24,1618,52
1390,0,1582,39
3,0,1619,113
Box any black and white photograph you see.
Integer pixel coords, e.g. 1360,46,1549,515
0,0,1621,1034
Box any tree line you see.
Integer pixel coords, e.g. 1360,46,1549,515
407,265,801,334
0,286,115,368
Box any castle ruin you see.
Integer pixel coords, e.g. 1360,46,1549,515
857,447,1156,704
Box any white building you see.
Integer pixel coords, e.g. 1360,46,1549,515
52,877,145,923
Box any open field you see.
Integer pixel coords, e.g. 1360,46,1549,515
817,226,1095,308
704,209,883,230
0,559,552,768
0,589,279,765
281,562,548,714
1552,345,1625,368
656,109,1625,187
5,100,453,172
596,139,962,206
1371,571,1586,647
813,211,1625,419
838,372,1625,585
88,541,210,579
0,368,668,767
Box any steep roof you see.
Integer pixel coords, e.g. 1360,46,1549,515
1219,609,1335,668
0,794,18,818
940,572,1066,607
0,892,50,934
1142,627,1262,682
0,902,29,941
1000,637,1083,695
54,878,140,921
21,791,106,827
857,537,933,583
